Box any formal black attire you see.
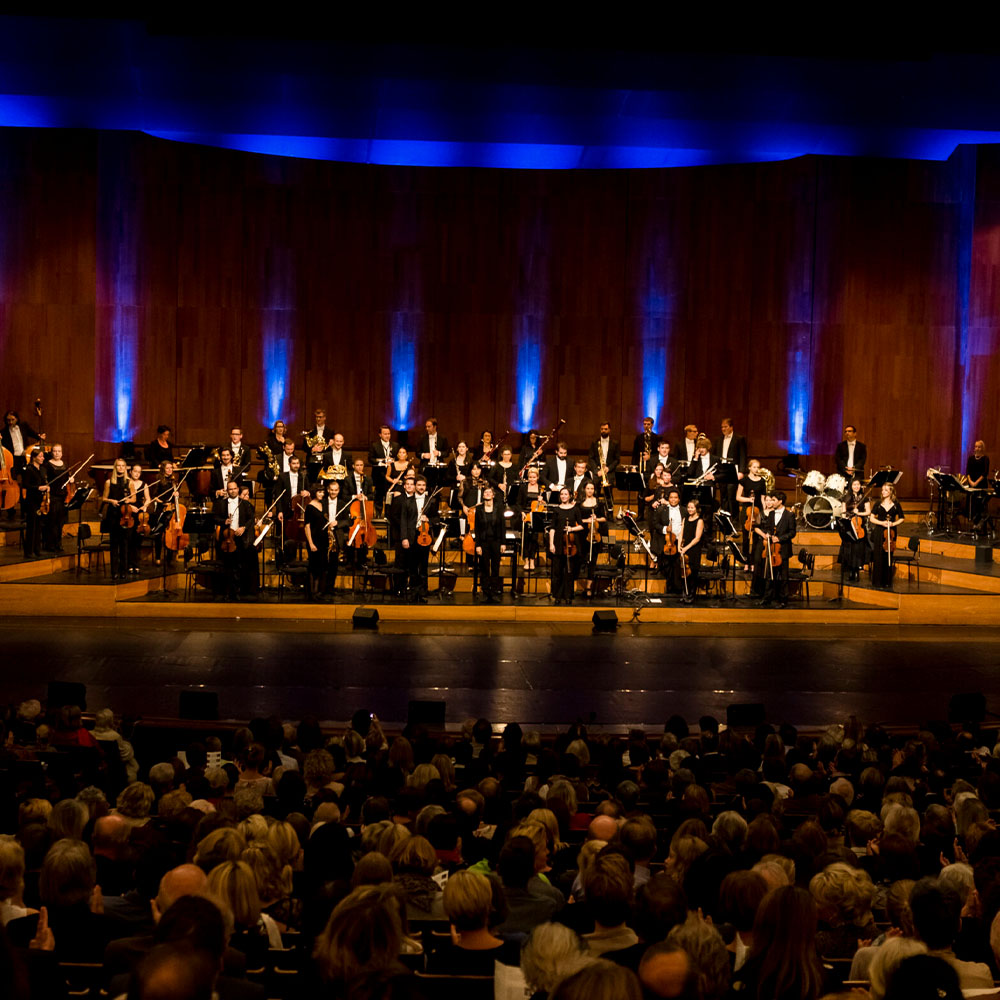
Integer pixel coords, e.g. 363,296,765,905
738,475,767,566
416,432,450,469
20,460,48,557
684,452,718,517
519,437,543,468
42,459,71,551
713,433,748,514
1,421,42,471
653,501,684,590
409,491,438,597
631,430,659,466
461,480,486,513
101,479,131,578
869,501,904,590
588,436,620,504
544,455,572,498
343,472,374,567
303,502,331,598
966,453,990,526
303,424,333,478
680,515,703,596
323,493,352,573
834,439,868,478
223,442,251,477
837,496,870,581
567,470,593,501
210,464,248,497
475,503,505,601
213,495,257,598
448,458,473,510
549,504,582,602
490,462,519,505
368,437,398,508
517,484,545,562
146,439,173,465
578,499,607,579
277,470,310,520
756,506,795,605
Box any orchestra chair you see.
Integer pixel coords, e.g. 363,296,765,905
787,548,815,605
75,523,109,576
698,546,728,598
893,536,921,589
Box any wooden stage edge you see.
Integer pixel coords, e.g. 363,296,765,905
3,577,998,626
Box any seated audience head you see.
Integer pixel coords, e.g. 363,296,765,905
718,870,768,935
633,873,689,943
550,959,641,1000
48,799,88,841
868,936,928,1000
637,942,694,1000
521,922,592,996
498,836,536,890
352,852,393,889
882,954,962,1000
193,827,246,874
0,836,26,902
808,862,874,927
665,914,731,1000
582,851,633,929
39,838,96,909
745,886,824,1000
443,870,493,932
909,877,961,950
205,860,261,931
127,943,217,1000
155,864,209,919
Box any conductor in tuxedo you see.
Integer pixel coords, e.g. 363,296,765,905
755,491,796,607
835,426,867,478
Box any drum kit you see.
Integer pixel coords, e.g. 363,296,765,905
801,470,848,528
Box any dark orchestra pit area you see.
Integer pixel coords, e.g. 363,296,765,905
3,617,1000,733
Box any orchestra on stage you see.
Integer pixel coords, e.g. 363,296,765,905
2,403,996,604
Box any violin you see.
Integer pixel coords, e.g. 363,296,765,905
119,485,138,529
883,524,897,553
218,523,238,553
744,504,760,533
563,522,578,558
852,514,866,539
416,488,440,547
0,446,18,510
462,506,477,555
662,525,678,556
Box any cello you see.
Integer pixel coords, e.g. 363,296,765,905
348,491,378,549
164,471,192,552
416,487,441,547
0,446,18,510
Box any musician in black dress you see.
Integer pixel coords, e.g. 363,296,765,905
869,483,905,591
548,486,583,605
447,441,473,512
517,465,545,571
736,459,768,572
966,440,990,528
578,480,607,595
679,500,705,603
520,429,541,469
837,477,871,582
100,458,131,580
125,463,150,574
475,486,505,603
631,417,658,467
146,425,173,466
303,482,331,600
42,443,74,552
490,448,519,508
20,448,50,558
461,464,487,516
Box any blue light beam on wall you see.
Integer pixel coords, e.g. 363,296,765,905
639,283,670,433
390,312,417,429
513,319,542,432
259,250,294,428
782,329,813,454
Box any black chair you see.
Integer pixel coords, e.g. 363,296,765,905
893,535,920,589
787,548,815,604
698,547,728,598
76,523,110,575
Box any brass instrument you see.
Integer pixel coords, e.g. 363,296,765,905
319,463,348,481
641,430,651,463
259,443,280,477
759,467,776,492
688,462,717,488
303,431,327,451
208,446,220,462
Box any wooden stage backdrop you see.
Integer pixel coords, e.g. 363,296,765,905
1,128,999,495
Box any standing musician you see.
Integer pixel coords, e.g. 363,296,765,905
684,437,717,517
324,433,349,482
324,480,351,568
390,475,419,598
461,463,487,515
277,439,300,476
578,480,607,597
417,418,449,470
748,492,774,598
838,477,871,583
20,447,50,559
43,443,74,553
544,442,571,499
303,481,331,600
383,449,415,516
222,427,250,476
211,448,244,498
569,458,593,500
653,488,685,589
304,409,332,468
713,417,748,515
588,421,620,507
277,456,311,519
490,447,519,505
736,459,768,572
448,440,473,510
100,457,131,579
965,440,990,529
152,460,180,565
548,486,583,605
3,410,44,472
517,465,545,571
477,430,496,468
679,500,705,604
266,420,289,454
754,491,795,607
520,429,541,468
869,483,905,591
475,485,505,604
631,417,658,467
213,478,256,600
640,440,674,521
678,424,700,465
368,424,399,510
146,425,173,465
835,425,867,479
409,476,437,601
347,457,374,502
124,463,151,574
258,422,287,505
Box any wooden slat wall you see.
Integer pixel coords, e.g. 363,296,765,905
1,129,993,498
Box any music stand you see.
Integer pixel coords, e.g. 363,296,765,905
615,467,645,516
621,510,654,593
714,462,739,519
933,473,964,536
868,468,903,489
725,539,747,598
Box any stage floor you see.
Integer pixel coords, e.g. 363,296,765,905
5,616,1000,732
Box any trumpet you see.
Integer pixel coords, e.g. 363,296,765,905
688,463,717,487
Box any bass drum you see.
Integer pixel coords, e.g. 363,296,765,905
803,494,846,529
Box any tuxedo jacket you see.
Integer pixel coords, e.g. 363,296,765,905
210,467,248,496
416,433,450,466
219,443,251,474
212,496,256,547
759,508,796,558
712,434,748,473
277,471,311,517
588,438,621,478
631,431,660,465
544,455,573,488
1,422,42,455
304,426,333,462
644,453,677,481
344,472,374,500
684,453,718,484
368,438,399,466
834,440,867,477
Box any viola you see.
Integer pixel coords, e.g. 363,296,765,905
769,540,783,568
852,514,866,539
417,516,433,547
662,523,678,556
119,487,137,529
883,524,897,553
218,524,238,553
0,446,18,510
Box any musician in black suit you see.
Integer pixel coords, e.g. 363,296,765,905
146,426,173,466
416,417,450,470
3,410,44,472
474,485,506,604
276,457,311,522
588,422,620,505
754,491,796,607
368,424,399,510
713,417,748,516
684,437,718,517
544,442,572,498
213,478,257,599
303,408,333,464
630,417,658,467
409,475,439,600
835,426,867,479
346,457,374,501
390,476,419,599
676,424,700,466
210,449,248,498
219,427,251,476
568,458,593,500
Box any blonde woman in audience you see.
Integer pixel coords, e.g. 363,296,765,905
0,836,34,925
569,839,608,903
113,781,155,828
389,835,446,921
242,841,301,932
867,936,928,1000
809,862,877,957
207,859,282,962
521,921,593,997
193,827,247,873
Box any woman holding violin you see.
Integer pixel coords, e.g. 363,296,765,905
20,447,50,558
42,443,74,552
548,485,583,605
124,463,150,574
101,457,131,579
736,459,768,572
447,440,472,511
679,499,705,603
869,482,905,591
839,477,871,582
578,480,607,595
518,465,545,571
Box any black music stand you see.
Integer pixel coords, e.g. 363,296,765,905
615,467,645,518
714,462,738,517
725,539,747,598
932,472,964,537
621,510,654,594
